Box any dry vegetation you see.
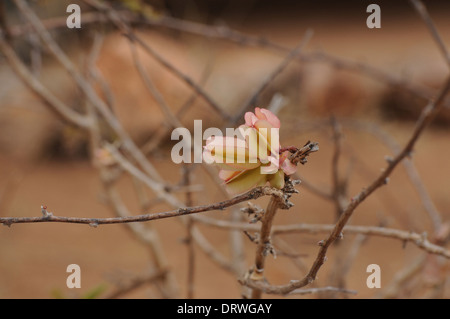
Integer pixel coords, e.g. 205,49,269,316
0,0,449,299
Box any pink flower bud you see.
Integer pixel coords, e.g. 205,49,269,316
203,108,298,194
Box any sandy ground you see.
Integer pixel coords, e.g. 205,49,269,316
0,2,449,299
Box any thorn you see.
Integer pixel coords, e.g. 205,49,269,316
41,205,53,219
89,221,99,228
2,221,12,228
178,208,189,214
41,205,47,217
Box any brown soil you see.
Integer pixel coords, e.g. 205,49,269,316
0,2,449,299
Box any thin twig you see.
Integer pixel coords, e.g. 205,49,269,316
104,270,168,299
339,118,442,232
182,164,196,299
330,117,347,218
83,0,231,121
84,42,179,297
194,215,450,259
240,75,450,294
292,173,333,201
7,6,450,110
290,286,357,296
12,0,165,185
378,254,427,299
0,30,91,128
0,186,284,227
128,39,182,129
250,196,281,299
409,0,450,68
231,29,313,125
300,74,450,284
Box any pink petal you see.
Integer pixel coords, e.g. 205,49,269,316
254,120,280,154
254,107,267,121
245,112,258,127
281,160,297,175
279,151,297,175
259,108,281,128
219,170,243,182
260,156,280,175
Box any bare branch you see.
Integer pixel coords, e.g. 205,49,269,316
104,270,168,299
410,0,450,68
231,29,313,125
0,186,284,227
0,30,91,128
250,196,282,299
289,286,357,296
12,0,164,184
240,74,450,293
82,0,231,121
195,215,450,259
340,118,442,231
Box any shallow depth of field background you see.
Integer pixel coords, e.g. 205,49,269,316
0,0,449,298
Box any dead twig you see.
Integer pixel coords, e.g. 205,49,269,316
249,195,282,299
231,29,313,125
410,0,450,68
0,186,286,227
104,270,168,299
0,30,91,128
240,74,450,294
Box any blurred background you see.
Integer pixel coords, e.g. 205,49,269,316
0,0,449,298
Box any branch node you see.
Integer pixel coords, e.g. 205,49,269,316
41,205,53,219
249,267,265,281
2,221,12,228
177,207,189,214
89,220,99,228
291,179,302,186
241,202,264,223
262,241,276,258
384,155,394,164
243,231,259,244
289,141,319,165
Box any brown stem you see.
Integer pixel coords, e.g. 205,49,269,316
250,195,281,299
0,186,284,227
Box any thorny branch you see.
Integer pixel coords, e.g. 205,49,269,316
1,0,449,299
240,74,450,295
0,186,288,227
